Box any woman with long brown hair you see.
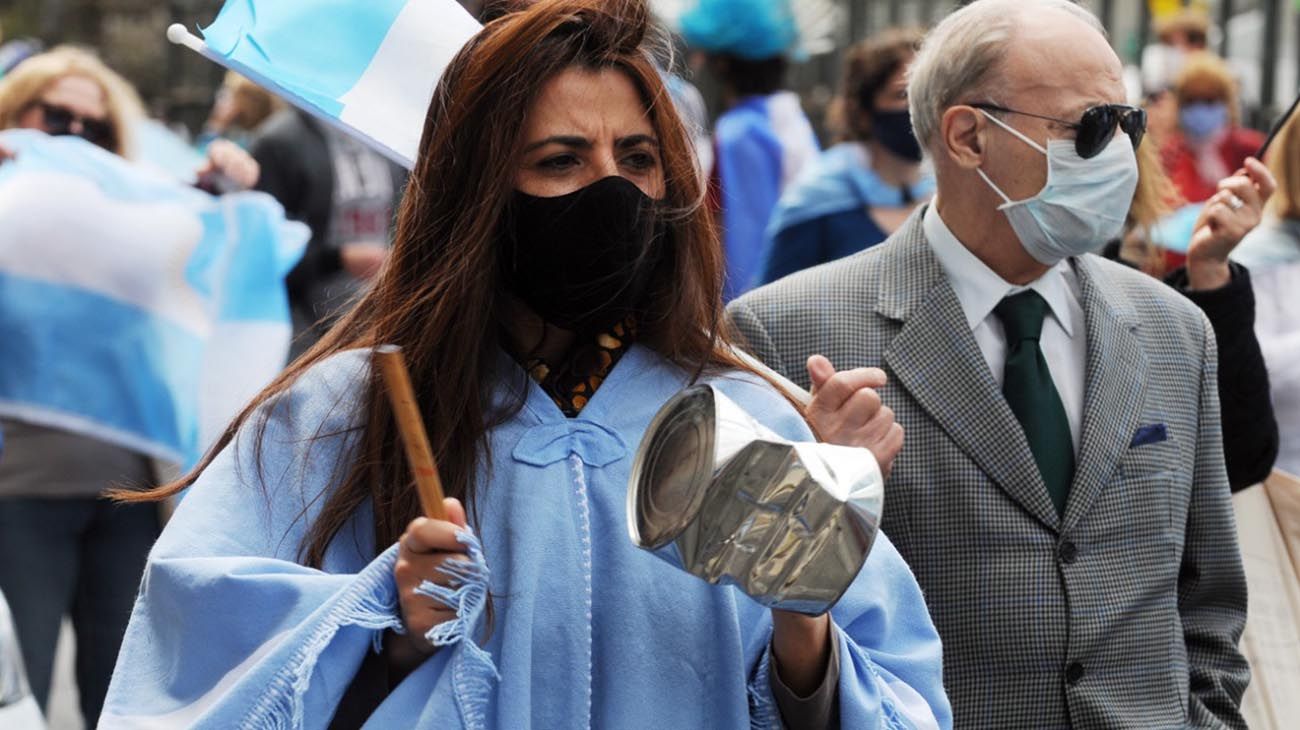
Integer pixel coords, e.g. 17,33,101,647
99,2,947,728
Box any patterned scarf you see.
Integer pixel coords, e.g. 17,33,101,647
525,318,637,417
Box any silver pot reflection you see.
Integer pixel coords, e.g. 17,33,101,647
627,384,884,615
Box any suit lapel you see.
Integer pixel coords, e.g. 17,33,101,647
1061,256,1149,532
880,214,1061,531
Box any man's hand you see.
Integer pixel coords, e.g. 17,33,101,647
805,354,903,478
0,143,14,165
1186,157,1277,291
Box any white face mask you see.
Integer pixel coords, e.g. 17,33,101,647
976,110,1139,265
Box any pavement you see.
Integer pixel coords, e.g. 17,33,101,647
46,622,82,730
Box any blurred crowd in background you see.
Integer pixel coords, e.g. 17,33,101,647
0,0,1299,728
5,1,1298,292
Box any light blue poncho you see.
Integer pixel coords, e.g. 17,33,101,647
102,346,951,729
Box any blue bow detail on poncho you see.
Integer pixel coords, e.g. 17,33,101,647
512,420,629,468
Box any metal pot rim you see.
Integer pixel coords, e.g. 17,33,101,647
627,384,716,549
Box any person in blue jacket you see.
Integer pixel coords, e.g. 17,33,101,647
759,28,934,286
679,0,820,301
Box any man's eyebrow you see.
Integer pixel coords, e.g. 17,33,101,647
1064,100,1111,118
522,135,593,154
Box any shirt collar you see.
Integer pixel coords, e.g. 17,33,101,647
923,201,1077,337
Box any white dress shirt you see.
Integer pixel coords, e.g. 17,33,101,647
923,203,1087,454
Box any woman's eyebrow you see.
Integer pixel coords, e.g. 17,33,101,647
616,134,660,149
522,135,592,154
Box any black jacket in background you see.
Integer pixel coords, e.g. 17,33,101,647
249,110,339,318
1103,242,1279,490
249,110,407,337
1165,264,1279,490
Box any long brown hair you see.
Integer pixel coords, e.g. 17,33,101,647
118,0,773,567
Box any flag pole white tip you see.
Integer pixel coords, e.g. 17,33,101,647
163,18,414,168
166,24,205,54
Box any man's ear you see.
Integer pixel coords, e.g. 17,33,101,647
940,105,987,170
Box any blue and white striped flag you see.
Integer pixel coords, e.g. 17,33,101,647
172,0,482,168
0,130,308,466
1149,202,1205,255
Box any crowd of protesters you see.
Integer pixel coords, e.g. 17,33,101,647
0,0,1297,728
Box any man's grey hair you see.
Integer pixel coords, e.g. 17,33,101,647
907,0,1106,148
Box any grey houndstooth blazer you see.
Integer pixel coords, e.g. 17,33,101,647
728,209,1249,729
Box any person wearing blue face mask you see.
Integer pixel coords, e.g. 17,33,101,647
1162,52,1264,204
730,1,1251,726
757,28,934,286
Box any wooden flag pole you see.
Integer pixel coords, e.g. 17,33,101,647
374,345,448,521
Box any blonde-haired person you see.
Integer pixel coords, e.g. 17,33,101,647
1153,7,1210,53
0,46,256,727
0,45,142,157
198,71,284,150
1233,111,1300,476
0,46,258,188
1108,135,1280,491
1162,52,1265,203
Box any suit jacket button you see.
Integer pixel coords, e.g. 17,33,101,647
1059,539,1078,565
1065,661,1085,685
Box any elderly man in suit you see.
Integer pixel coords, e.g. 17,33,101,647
730,0,1254,727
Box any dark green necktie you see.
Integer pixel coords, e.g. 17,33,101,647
994,291,1074,516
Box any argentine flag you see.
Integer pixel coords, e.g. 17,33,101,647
0,130,308,466
172,0,482,168
1149,202,1205,255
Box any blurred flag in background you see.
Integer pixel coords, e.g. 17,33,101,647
181,0,482,168
0,130,307,466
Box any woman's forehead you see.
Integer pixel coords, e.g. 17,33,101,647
522,67,654,141
42,74,109,116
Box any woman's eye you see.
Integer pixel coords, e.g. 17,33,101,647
540,155,579,171
623,152,657,171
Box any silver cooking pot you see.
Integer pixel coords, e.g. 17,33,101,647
627,384,884,615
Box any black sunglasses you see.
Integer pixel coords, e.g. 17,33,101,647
969,102,1147,159
34,101,116,150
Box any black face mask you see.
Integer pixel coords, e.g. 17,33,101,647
871,109,923,163
501,176,670,334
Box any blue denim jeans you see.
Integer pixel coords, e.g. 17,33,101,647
0,497,160,724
